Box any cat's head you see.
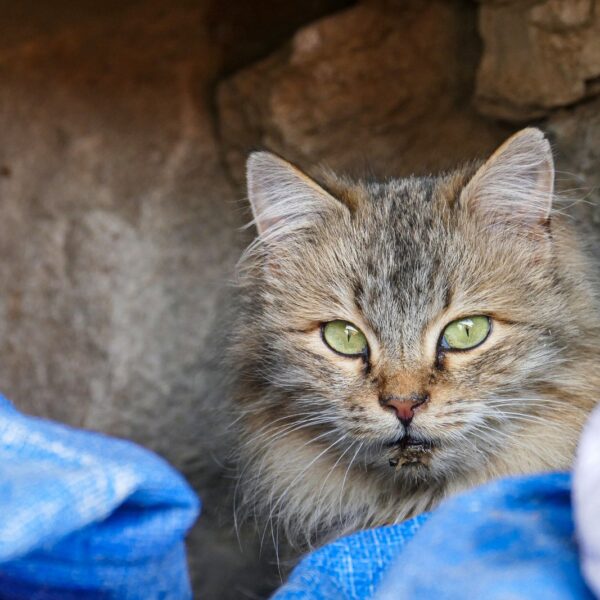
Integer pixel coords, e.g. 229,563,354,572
233,128,597,540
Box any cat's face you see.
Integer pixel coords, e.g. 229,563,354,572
235,129,596,538
251,179,556,477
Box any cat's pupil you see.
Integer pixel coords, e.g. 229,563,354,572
345,326,356,342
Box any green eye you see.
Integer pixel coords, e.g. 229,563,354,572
322,321,369,357
441,316,491,350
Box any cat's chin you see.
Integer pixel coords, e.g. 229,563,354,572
385,434,437,470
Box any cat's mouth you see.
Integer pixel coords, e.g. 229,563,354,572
386,434,434,451
386,435,435,468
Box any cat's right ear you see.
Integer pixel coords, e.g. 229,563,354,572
246,152,347,240
459,128,554,235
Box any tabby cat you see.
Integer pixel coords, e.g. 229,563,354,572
230,128,600,549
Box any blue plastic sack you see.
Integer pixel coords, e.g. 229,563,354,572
0,393,199,599
274,473,594,600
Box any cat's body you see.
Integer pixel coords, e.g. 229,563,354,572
229,129,600,550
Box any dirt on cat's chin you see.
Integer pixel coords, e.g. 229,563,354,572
387,436,436,470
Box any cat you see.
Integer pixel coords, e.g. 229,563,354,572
229,128,600,551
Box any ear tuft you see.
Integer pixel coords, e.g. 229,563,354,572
460,127,554,229
246,151,345,239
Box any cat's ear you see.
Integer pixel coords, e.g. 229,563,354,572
460,128,554,231
246,152,346,239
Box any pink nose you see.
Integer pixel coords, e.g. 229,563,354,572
381,394,429,426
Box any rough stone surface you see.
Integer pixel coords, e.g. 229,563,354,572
217,0,514,187
476,0,600,121
547,97,600,254
0,1,599,599
0,1,345,597
205,0,353,74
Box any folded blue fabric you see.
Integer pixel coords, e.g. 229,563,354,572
273,473,595,600
0,393,199,599
272,515,429,599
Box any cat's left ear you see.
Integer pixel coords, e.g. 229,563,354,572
460,128,554,231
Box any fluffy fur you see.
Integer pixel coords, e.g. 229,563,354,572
229,128,600,551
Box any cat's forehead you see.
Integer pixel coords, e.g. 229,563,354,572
326,175,463,357
356,169,470,219
364,176,438,209
350,174,462,275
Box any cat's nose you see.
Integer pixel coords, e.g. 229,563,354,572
380,394,429,427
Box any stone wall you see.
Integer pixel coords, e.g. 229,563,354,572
0,0,599,597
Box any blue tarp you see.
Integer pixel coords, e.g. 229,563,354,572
0,393,199,599
274,473,595,600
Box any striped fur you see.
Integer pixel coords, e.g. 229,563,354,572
228,129,600,551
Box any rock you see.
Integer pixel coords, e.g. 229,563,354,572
0,1,283,597
0,1,599,598
205,0,353,73
547,97,600,254
476,0,600,121
217,0,514,187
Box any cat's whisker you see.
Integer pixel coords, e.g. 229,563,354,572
261,433,349,550
235,419,338,527
243,407,338,435
484,400,586,418
338,441,364,524
250,422,340,457
316,439,358,506
251,427,335,491
467,422,522,445
488,412,569,426
249,416,337,446
486,397,588,413
449,430,489,456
